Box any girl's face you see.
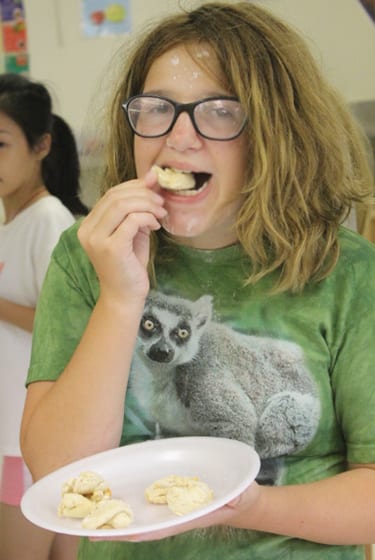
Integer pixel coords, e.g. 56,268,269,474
134,45,248,249
0,112,45,200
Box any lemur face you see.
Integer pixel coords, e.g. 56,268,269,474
139,313,192,363
137,292,213,367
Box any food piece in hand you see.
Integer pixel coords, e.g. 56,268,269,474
152,165,196,191
145,475,214,515
58,492,95,518
81,498,134,529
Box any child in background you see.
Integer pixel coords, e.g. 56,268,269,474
0,73,87,560
21,3,375,560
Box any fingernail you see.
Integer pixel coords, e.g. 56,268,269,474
144,168,157,183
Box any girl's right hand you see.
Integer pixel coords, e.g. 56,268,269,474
77,169,166,304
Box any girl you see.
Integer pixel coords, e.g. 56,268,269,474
21,3,375,559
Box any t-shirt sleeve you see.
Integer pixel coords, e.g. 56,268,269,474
330,239,375,464
26,223,97,385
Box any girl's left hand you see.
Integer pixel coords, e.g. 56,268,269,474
90,481,261,542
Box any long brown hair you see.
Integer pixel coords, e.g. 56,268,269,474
101,2,374,293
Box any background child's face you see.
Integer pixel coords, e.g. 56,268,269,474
134,44,248,249
0,112,44,198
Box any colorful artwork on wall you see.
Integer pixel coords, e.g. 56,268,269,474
81,0,131,37
0,0,29,74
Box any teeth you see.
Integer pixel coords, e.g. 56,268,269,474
171,182,208,196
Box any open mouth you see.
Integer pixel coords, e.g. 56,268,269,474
166,171,212,197
192,172,211,191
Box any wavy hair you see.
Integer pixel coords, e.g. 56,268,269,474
102,1,374,293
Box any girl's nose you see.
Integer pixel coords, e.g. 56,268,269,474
166,112,203,151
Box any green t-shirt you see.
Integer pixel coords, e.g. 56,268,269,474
27,223,375,559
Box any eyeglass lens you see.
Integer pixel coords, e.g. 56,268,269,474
125,96,246,140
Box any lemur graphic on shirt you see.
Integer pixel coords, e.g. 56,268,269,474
129,291,320,484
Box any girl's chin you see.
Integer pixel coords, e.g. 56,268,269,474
160,214,203,238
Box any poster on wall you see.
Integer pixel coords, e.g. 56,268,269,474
0,0,29,74
0,21,4,73
81,0,131,38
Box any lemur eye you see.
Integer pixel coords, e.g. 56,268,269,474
178,328,190,339
143,319,155,331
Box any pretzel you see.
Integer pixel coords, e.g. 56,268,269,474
57,470,134,529
57,492,95,518
145,475,213,515
61,471,112,502
166,480,214,515
81,498,134,529
145,475,198,504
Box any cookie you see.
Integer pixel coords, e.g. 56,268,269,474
152,165,195,191
57,492,95,518
166,480,214,516
61,471,111,502
145,475,214,515
81,498,134,529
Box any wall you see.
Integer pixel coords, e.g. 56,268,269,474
23,0,375,135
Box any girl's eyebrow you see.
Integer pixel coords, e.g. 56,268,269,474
143,88,231,99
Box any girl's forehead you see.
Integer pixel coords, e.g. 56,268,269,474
154,45,212,70
143,44,223,89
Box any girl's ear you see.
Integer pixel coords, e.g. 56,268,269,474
34,133,51,160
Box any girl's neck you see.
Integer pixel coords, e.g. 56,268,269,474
3,186,49,224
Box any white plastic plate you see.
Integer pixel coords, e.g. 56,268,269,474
21,436,260,537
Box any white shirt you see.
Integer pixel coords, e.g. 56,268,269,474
0,196,75,458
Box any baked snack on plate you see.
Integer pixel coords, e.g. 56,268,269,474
58,470,134,529
145,474,214,515
61,470,112,503
81,498,134,529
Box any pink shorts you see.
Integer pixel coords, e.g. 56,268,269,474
0,456,33,506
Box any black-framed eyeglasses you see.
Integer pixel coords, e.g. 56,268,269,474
122,94,247,141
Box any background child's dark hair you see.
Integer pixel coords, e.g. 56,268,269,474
45,114,89,216
0,73,89,216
